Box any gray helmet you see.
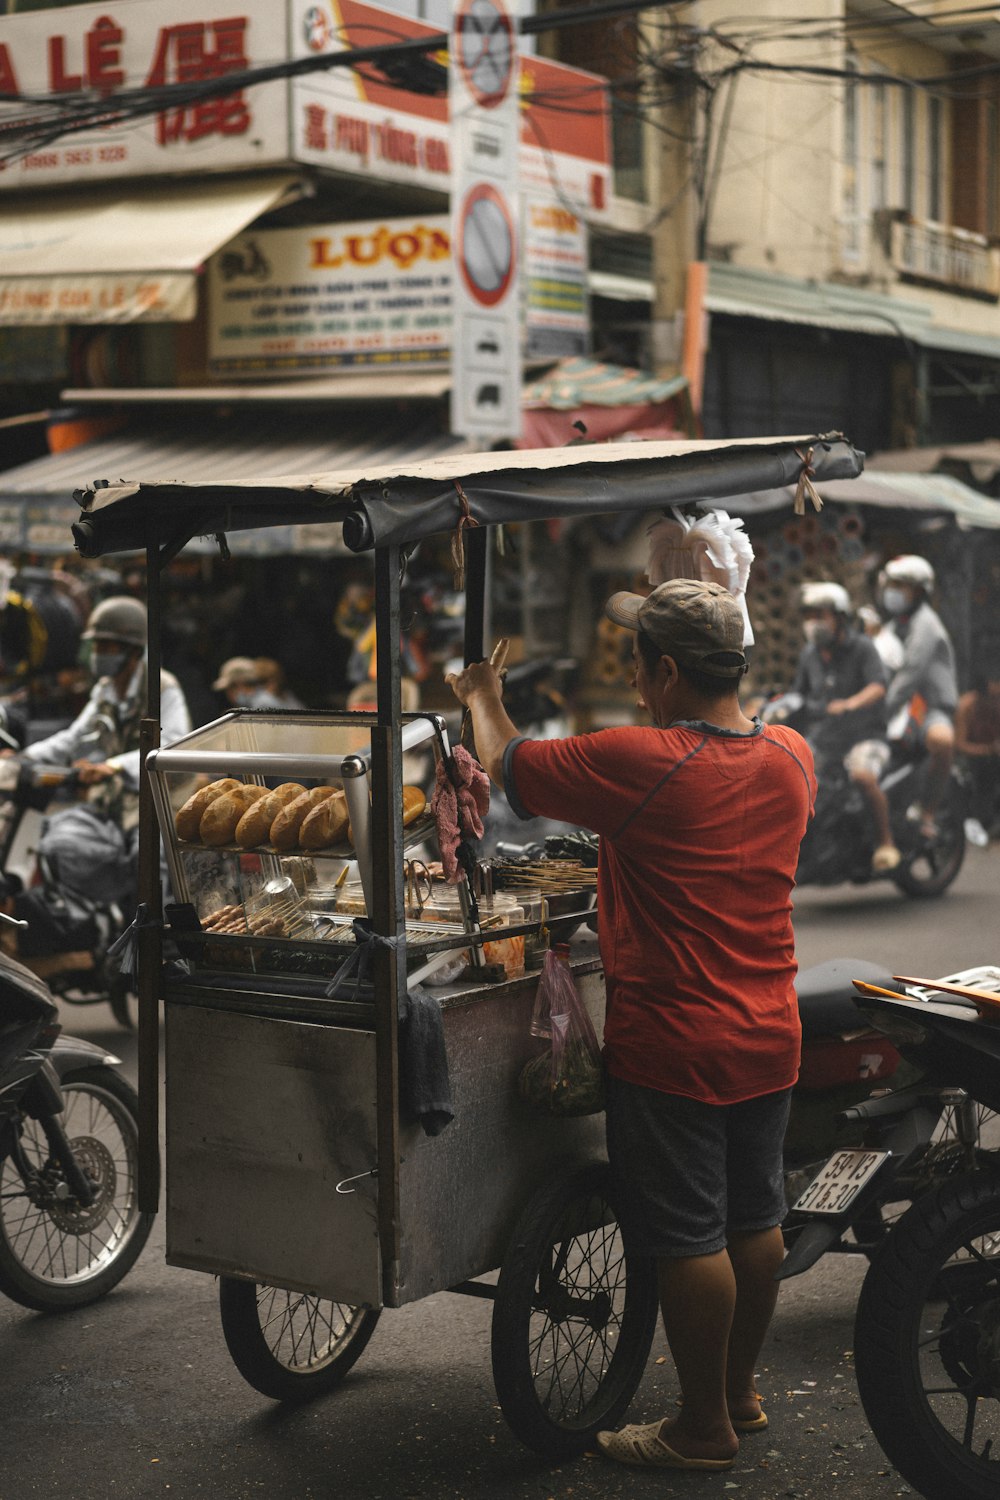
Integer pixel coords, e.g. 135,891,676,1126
82,595,147,649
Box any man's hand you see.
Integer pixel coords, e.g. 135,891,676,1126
445,660,504,708
826,698,849,716
74,759,117,785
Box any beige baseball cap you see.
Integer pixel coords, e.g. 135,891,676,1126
212,656,260,690
605,578,747,678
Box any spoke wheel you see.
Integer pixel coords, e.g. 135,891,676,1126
0,1067,152,1310
219,1277,380,1402
491,1160,658,1458
893,783,966,898
855,1170,1000,1500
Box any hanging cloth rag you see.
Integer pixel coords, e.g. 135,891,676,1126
399,985,454,1136
430,744,490,883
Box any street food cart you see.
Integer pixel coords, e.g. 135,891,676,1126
71,434,863,1457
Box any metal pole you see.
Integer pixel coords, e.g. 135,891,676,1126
137,540,163,1213
371,545,404,1302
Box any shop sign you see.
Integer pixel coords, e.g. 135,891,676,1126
0,273,195,326
524,197,588,361
0,0,289,188
207,215,453,373
291,0,611,221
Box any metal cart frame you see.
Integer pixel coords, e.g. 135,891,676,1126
71,432,863,1454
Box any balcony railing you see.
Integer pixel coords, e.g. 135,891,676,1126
890,216,1000,299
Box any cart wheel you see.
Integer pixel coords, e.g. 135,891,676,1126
218,1277,380,1402
491,1160,658,1459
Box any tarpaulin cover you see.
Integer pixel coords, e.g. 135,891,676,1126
72,433,864,559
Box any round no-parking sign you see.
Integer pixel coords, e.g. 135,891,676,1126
457,183,516,307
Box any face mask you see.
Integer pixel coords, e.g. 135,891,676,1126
803,620,836,649
882,586,910,617
92,649,127,679
231,689,255,708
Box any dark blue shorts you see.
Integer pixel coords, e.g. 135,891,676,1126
605,1076,792,1258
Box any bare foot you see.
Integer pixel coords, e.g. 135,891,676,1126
655,1414,738,1463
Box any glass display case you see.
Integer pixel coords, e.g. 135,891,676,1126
147,710,474,977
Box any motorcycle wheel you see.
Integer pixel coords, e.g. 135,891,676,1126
0,1066,153,1311
893,780,966,898
218,1278,381,1401
854,1170,1000,1500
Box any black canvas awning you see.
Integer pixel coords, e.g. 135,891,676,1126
72,433,863,559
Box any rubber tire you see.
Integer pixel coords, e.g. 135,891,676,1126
854,1170,1000,1500
893,779,966,898
0,1066,153,1311
491,1160,659,1459
218,1277,381,1402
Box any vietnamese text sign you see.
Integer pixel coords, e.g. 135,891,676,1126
524,197,589,360
207,216,453,373
0,0,288,187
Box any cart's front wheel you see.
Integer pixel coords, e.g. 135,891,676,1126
218,1278,380,1402
491,1160,658,1459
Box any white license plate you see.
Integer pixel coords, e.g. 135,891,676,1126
792,1149,891,1215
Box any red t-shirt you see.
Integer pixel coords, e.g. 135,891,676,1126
504,720,816,1105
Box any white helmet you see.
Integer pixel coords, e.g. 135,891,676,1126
880,554,935,591
801,580,851,615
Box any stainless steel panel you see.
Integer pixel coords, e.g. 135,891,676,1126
393,968,606,1305
165,1005,382,1306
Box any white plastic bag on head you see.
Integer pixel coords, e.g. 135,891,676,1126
645,506,755,647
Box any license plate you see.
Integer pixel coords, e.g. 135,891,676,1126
792,1149,891,1215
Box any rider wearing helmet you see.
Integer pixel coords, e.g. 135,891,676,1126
17,596,192,906
878,555,958,838
791,580,899,873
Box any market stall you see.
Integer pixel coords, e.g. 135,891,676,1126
71,431,863,1455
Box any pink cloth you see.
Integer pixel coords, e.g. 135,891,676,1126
431,746,491,882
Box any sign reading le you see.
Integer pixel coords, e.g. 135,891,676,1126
458,183,516,307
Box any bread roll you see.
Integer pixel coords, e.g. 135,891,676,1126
403,786,426,826
299,790,350,850
175,779,241,843
270,786,338,851
234,783,307,849
199,784,267,846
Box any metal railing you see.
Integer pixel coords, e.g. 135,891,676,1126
890,216,1000,298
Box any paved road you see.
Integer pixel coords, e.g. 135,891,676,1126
6,846,1000,1500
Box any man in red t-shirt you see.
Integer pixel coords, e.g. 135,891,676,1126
447,578,815,1474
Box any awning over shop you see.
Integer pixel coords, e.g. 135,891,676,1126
0,174,301,327
868,441,1000,486
724,470,1000,529
71,433,863,558
0,410,474,555
519,358,690,447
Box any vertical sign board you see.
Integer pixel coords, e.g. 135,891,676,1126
449,0,522,442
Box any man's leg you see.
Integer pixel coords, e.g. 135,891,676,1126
922,720,954,818
725,1225,786,1418
653,1252,739,1460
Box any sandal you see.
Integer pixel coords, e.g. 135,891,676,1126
596,1423,736,1471
872,843,901,874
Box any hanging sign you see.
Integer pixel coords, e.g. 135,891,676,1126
449,0,521,442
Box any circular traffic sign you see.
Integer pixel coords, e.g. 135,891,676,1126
454,0,516,108
457,184,516,306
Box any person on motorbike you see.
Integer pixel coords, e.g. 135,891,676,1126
15,596,192,908
790,581,899,874
213,656,286,711
878,555,958,840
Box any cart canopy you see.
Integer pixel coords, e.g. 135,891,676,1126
72,433,863,558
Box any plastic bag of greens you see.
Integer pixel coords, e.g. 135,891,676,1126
519,951,605,1116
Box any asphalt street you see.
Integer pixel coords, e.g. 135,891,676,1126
5,845,1000,1500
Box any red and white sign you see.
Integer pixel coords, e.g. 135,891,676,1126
290,0,610,218
0,0,288,187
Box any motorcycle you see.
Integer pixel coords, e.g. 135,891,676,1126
764,692,967,898
0,756,136,1028
0,917,153,1310
828,967,1000,1500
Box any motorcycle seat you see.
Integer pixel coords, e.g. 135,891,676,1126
796,957,894,1040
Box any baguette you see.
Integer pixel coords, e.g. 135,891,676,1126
175,779,242,843
234,783,307,849
270,786,338,851
199,784,267,846
299,790,350,850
